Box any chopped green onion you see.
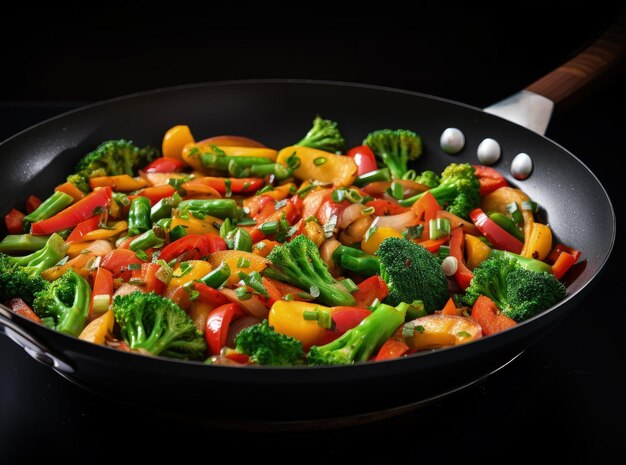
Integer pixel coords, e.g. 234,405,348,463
313,157,327,166
361,206,375,216
283,293,295,301
302,308,332,329
238,270,269,297
368,298,380,310
439,245,450,259
415,325,425,334
169,224,187,242
236,217,257,226
309,286,320,298
235,286,252,300
331,188,346,203
91,294,111,314
402,170,417,181
429,218,451,240
402,322,415,338
259,221,279,235
183,281,200,301
223,179,232,198
112,192,131,207
237,257,251,269
274,199,288,210
406,300,427,320
200,261,231,289
303,310,319,320
345,189,363,204
505,202,524,224
255,241,267,250
155,261,173,284
135,249,149,261
521,200,538,212
364,224,378,243
127,263,141,271
457,331,471,338
285,152,301,170
305,216,319,224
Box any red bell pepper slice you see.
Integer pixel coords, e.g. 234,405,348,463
7,298,42,324
261,277,308,306
158,234,227,263
374,339,410,361
193,177,265,195
224,352,250,364
331,307,372,333
143,157,186,173
469,207,523,254
548,243,581,263
31,187,112,235
471,295,516,336
552,251,577,280
449,227,474,290
66,215,100,244
244,194,275,218
417,236,448,254
473,165,509,196
5,208,25,234
131,262,165,295
88,267,113,321
205,303,245,355
347,145,378,176
244,200,299,243
129,185,176,206
412,191,441,223
25,195,43,214
193,282,231,306
101,248,145,280
365,199,410,216
352,276,388,308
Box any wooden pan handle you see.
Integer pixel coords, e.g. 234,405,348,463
526,14,626,112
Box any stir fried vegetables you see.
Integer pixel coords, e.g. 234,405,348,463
1,118,579,366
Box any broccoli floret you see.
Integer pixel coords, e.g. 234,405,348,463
363,129,422,179
32,269,91,336
0,233,67,305
234,320,304,366
68,140,159,192
376,237,449,313
415,170,441,188
264,235,356,307
401,163,480,219
295,116,345,153
112,291,206,360
307,302,407,365
462,256,566,322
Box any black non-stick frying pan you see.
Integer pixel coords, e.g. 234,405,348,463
0,23,621,427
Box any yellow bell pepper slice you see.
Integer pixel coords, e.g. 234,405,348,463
276,146,358,187
77,221,128,243
522,222,552,261
171,213,222,236
88,175,148,192
79,310,114,345
404,314,482,351
361,226,403,255
163,125,195,160
167,260,212,290
207,251,268,286
464,234,492,270
269,300,330,347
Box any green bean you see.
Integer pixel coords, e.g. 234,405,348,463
177,199,240,220
23,191,74,224
354,168,391,187
232,228,252,252
150,193,182,222
199,261,231,289
129,227,166,251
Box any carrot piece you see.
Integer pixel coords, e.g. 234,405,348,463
55,182,85,201
7,298,41,323
470,295,516,336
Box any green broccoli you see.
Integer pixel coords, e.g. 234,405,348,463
376,237,449,313
264,235,356,307
234,320,304,366
415,170,441,188
32,269,91,336
307,302,407,365
462,255,566,322
68,140,159,192
0,233,67,305
295,116,345,153
400,163,480,219
112,291,206,360
363,129,422,179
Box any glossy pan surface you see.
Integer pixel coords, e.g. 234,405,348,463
0,80,615,423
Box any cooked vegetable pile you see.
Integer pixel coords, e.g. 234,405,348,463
1,117,578,366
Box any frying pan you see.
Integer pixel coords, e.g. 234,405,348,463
0,24,621,427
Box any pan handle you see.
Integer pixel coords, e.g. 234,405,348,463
525,14,625,113
0,306,74,374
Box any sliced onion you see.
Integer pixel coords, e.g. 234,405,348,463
338,203,369,230
374,210,417,231
85,239,114,256
362,181,391,196
227,316,262,347
319,238,342,276
339,216,374,245
220,288,269,319
140,171,185,187
362,179,430,198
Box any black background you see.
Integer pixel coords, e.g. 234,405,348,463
1,3,624,464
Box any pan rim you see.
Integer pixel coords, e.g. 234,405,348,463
0,78,616,372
